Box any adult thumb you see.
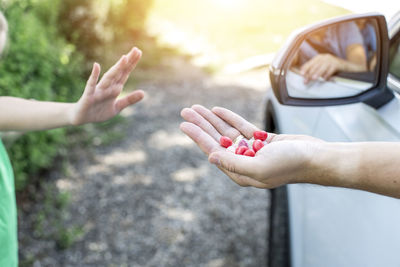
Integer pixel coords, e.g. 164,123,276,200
208,151,255,177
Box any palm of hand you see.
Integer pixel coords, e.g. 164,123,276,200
71,47,144,126
180,105,323,188
252,138,320,186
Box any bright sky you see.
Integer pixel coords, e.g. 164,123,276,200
323,0,398,19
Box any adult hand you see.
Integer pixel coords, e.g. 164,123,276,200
69,47,144,126
300,53,340,84
180,105,324,188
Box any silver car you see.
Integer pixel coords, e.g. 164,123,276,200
265,12,400,267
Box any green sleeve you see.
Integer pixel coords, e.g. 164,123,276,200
0,139,18,267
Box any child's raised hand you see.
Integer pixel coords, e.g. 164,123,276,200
69,47,144,126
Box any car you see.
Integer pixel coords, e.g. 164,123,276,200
264,11,400,267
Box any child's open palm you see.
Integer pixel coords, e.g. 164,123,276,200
70,47,144,125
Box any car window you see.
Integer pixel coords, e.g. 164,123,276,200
389,30,400,79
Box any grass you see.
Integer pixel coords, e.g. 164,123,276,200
148,0,350,67
31,184,84,250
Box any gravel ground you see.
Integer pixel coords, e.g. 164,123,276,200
18,58,270,267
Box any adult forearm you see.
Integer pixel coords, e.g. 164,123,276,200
0,96,74,131
337,58,367,72
311,142,400,198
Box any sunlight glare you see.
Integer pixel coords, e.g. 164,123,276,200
148,130,194,150
213,0,245,8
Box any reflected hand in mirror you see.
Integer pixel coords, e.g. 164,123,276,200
300,48,366,84
286,18,378,99
297,21,368,84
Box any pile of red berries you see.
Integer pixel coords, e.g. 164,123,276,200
219,131,268,157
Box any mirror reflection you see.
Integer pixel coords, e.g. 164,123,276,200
286,18,378,99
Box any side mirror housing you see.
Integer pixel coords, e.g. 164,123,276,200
270,13,393,108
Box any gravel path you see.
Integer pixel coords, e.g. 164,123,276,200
18,58,270,267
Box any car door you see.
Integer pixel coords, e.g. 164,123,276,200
288,12,400,267
313,11,400,143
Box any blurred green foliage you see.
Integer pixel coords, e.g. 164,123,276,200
58,0,153,60
0,0,86,190
31,184,84,251
0,0,154,190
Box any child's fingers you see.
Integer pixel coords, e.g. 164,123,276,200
98,55,129,90
85,63,101,95
117,48,142,85
115,90,144,112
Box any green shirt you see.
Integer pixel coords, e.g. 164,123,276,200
0,139,18,267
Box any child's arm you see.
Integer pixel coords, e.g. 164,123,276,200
0,47,144,131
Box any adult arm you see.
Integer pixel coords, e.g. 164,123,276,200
300,21,367,83
180,105,400,198
300,46,367,83
0,47,144,131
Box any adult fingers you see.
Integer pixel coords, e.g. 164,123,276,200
218,167,270,188
322,65,336,80
211,107,260,139
115,90,144,112
312,62,329,81
301,56,321,83
180,122,223,155
191,104,240,140
300,58,315,82
181,108,222,141
306,58,324,81
208,150,260,178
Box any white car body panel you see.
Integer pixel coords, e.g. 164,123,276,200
270,90,400,267
288,184,400,267
317,101,400,142
269,91,321,136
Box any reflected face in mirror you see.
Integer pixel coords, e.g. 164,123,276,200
286,18,378,99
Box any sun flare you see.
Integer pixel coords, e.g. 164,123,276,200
213,0,245,8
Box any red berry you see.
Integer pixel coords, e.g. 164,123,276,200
220,136,233,148
254,131,268,141
238,139,248,147
243,149,255,157
253,139,264,152
235,146,248,155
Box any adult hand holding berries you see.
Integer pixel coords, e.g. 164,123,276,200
181,105,400,198
180,105,324,189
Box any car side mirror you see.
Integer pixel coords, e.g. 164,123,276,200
269,13,393,108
